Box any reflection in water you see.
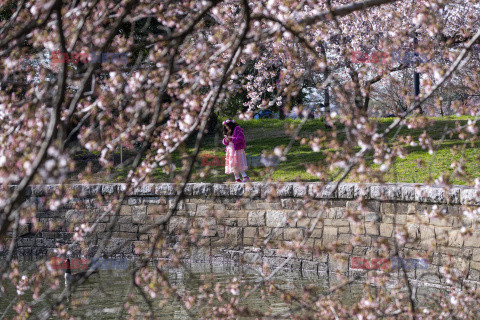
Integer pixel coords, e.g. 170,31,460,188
0,260,441,319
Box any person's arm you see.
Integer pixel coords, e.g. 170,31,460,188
222,136,230,146
230,132,244,144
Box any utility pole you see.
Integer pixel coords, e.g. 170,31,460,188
414,31,422,114
323,80,332,130
324,85,330,114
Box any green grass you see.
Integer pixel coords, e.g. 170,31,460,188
86,117,480,185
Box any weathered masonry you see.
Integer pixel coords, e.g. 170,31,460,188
7,183,480,285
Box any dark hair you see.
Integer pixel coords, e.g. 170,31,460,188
223,122,238,136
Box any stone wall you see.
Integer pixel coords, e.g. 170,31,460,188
8,183,480,285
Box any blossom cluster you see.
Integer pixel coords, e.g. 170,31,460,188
351,51,429,64
50,51,128,64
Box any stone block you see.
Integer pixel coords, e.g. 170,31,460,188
213,203,227,213
155,184,176,196
464,232,480,248
185,203,197,211
133,241,149,255
296,218,311,228
183,184,194,195
323,219,349,226
434,227,449,246
269,229,283,240
284,228,303,240
261,183,276,198
307,208,327,219
189,198,206,204
266,211,286,227
244,227,257,238
213,184,230,197
133,184,155,195
132,206,147,224
327,207,346,219
280,199,294,209
365,212,380,222
101,184,118,195
242,201,257,210
337,183,357,199
309,183,337,199
383,214,406,225
470,260,480,270
127,197,142,205
365,223,379,236
119,205,131,216
407,224,420,241
257,202,282,210
329,253,349,273
144,197,167,205
79,184,102,197
119,224,138,233
224,227,242,246
448,230,464,248
149,214,167,225
381,202,410,215
168,217,189,233
370,185,401,201
401,185,416,201
248,211,265,226
419,225,436,249
327,200,346,208
146,205,164,216
429,216,452,227
196,204,213,216
292,184,307,197
192,183,213,196
338,226,350,233
243,237,254,246
446,187,461,204
415,186,445,203
416,264,440,283
244,183,261,198
350,221,365,235
236,218,248,227
379,223,393,237
460,188,479,205
262,257,287,271
277,184,293,197
109,232,137,240
230,184,244,197
168,198,185,210
322,227,338,246
338,234,352,244
467,269,480,281
301,260,318,272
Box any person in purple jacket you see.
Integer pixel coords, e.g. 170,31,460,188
222,119,250,182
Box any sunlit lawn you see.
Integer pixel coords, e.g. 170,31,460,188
94,116,480,185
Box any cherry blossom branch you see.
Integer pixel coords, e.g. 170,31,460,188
299,0,400,25
0,0,26,36
0,2,56,50
379,28,480,139
63,0,140,127
0,0,68,239
67,0,101,52
116,4,251,318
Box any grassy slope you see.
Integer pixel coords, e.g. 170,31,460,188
98,117,480,185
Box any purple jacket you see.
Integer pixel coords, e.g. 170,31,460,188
223,126,246,150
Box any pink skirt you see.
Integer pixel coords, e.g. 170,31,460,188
225,143,248,174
